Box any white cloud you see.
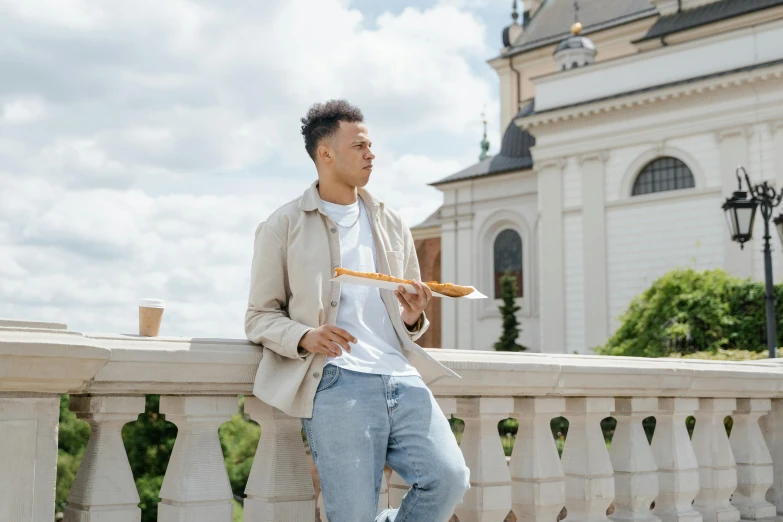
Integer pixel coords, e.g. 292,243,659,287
2,0,105,29
1,97,47,124
0,0,500,337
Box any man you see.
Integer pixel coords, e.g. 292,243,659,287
245,100,469,521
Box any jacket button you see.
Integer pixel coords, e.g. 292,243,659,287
313,372,320,379
330,227,337,233
330,301,337,307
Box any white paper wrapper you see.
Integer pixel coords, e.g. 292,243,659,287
331,274,488,299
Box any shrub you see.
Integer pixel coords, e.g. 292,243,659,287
597,268,779,357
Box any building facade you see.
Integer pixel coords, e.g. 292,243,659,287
413,0,783,353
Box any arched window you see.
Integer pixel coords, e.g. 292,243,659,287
632,157,695,196
494,229,523,299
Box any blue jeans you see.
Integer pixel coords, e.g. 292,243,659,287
302,366,470,522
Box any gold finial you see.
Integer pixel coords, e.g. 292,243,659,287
571,0,582,34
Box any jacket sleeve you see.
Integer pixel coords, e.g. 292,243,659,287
245,221,314,359
402,221,431,343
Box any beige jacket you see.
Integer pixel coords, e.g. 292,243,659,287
245,180,460,418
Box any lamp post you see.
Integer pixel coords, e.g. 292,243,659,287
722,166,783,358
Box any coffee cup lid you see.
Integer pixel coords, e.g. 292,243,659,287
139,298,165,308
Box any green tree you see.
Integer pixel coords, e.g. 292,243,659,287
220,396,261,498
56,394,90,513
494,271,527,352
121,395,178,522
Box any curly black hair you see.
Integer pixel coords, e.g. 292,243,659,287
300,100,364,161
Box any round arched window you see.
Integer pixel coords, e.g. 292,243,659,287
632,157,695,196
494,229,523,299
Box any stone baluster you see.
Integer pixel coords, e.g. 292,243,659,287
455,397,514,522
728,398,776,520
0,395,61,522
509,397,566,522
692,399,740,522
64,396,145,522
609,398,660,522
561,397,615,522
650,398,702,522
157,396,236,521
244,397,315,522
760,398,783,518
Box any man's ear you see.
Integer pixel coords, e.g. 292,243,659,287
317,144,332,163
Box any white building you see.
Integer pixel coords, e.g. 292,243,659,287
413,0,783,353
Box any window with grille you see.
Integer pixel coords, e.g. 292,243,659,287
493,229,523,299
632,157,695,196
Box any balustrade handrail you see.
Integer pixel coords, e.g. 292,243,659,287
3,322,783,399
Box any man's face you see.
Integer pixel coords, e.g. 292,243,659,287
326,121,375,187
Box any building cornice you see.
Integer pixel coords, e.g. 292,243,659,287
769,120,783,136
536,158,567,172
715,126,754,143
411,226,441,241
577,151,610,166
517,62,783,130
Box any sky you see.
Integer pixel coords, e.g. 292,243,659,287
0,0,518,337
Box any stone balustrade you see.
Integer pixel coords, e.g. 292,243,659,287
3,318,783,522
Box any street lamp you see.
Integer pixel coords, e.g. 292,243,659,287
722,166,783,358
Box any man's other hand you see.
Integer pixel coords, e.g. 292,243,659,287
299,325,357,357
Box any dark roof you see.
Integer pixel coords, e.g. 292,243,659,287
502,0,656,57
638,0,783,42
516,99,536,118
411,207,442,230
518,58,783,117
430,121,535,187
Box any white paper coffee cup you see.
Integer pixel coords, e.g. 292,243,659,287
139,298,164,337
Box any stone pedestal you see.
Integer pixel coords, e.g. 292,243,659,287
64,396,145,522
244,397,315,522
157,396,236,522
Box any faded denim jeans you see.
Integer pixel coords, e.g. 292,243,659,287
302,365,470,522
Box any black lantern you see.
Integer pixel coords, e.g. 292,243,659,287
721,166,783,359
722,189,758,249
775,213,783,249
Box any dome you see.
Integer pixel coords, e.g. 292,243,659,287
502,23,523,48
554,35,596,54
501,0,523,48
554,33,597,71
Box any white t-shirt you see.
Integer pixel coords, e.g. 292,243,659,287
321,198,419,377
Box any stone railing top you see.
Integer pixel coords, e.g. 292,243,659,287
0,320,110,394
2,320,782,400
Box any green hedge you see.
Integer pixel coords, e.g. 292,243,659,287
596,268,781,357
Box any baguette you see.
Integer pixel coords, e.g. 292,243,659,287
333,267,474,298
